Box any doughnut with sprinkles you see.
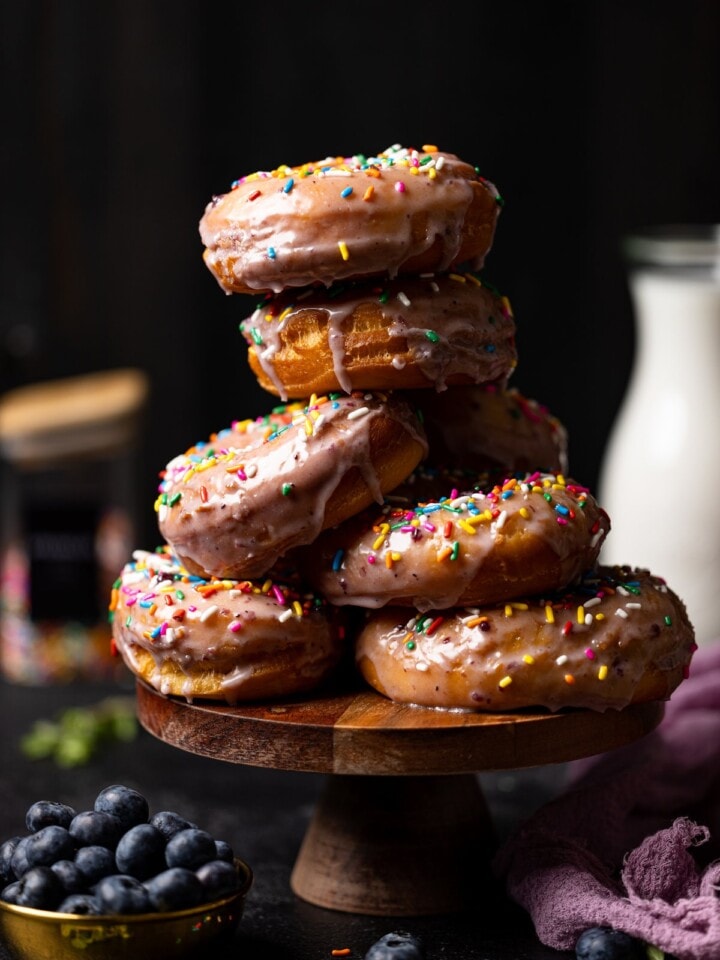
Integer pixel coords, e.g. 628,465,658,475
200,145,502,294
156,391,427,581
303,471,610,613
356,566,696,712
110,548,344,703
240,272,517,400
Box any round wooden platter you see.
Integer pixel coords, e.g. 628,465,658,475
136,681,663,916
135,678,663,776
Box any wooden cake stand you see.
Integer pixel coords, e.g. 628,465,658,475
136,680,663,916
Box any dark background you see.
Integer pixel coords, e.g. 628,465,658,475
2,1,719,545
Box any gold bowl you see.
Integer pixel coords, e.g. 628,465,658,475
0,859,252,960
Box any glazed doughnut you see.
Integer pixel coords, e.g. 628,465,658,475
110,549,343,704
355,566,696,712
241,272,517,401
411,385,568,475
157,391,427,582
303,471,610,612
199,145,502,295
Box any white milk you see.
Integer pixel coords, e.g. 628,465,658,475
599,226,720,644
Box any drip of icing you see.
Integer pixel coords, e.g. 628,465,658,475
326,304,354,394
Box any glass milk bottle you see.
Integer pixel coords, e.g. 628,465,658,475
598,225,720,645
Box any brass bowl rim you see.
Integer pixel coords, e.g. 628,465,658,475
0,857,252,925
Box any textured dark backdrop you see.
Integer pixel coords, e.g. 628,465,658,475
2,1,719,543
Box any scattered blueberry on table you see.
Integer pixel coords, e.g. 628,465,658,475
0,784,243,915
575,926,645,959
365,930,424,960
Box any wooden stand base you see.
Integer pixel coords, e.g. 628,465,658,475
290,774,495,915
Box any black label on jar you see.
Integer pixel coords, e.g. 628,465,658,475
25,504,100,623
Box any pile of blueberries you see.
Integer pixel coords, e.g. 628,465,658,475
0,784,242,915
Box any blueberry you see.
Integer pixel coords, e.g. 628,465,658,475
115,823,165,880
58,894,103,915
25,825,75,867
365,931,424,960
149,810,195,841
25,800,76,833
9,837,31,880
74,846,117,886
196,860,239,900
145,867,204,911
0,837,23,883
0,881,24,905
69,811,124,849
214,840,234,863
575,927,644,960
51,859,86,894
94,785,149,831
165,828,216,871
14,866,65,910
94,874,152,914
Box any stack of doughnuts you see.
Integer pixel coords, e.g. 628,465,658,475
110,144,696,711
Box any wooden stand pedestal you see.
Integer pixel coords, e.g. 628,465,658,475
135,681,663,916
289,773,493,915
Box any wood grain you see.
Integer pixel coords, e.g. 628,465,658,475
135,680,664,776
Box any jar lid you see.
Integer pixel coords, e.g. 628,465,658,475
623,224,720,269
0,368,149,467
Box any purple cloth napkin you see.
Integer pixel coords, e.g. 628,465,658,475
494,641,720,959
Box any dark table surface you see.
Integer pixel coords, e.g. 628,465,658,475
0,674,574,960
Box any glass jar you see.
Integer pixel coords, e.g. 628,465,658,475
0,369,148,683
